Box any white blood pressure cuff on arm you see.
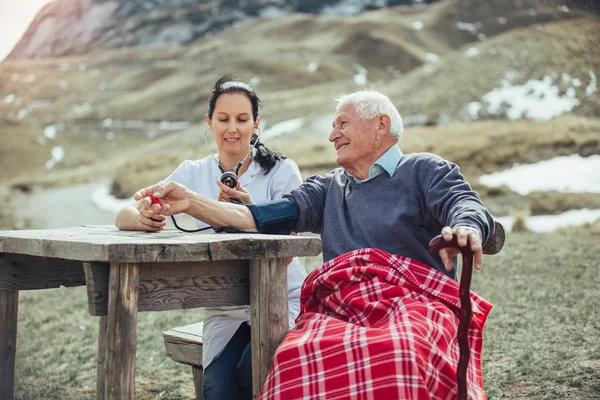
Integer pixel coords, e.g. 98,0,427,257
246,197,300,235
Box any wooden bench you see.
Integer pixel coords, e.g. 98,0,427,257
163,322,205,400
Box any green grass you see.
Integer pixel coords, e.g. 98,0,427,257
12,231,600,399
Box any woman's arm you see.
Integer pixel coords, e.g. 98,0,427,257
115,199,167,231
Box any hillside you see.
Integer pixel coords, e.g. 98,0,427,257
0,0,599,231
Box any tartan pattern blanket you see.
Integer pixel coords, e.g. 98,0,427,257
259,248,492,400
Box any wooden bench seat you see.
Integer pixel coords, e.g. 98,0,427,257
163,322,204,400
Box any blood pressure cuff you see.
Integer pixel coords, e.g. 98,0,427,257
246,197,300,235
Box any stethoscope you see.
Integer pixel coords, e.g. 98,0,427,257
203,125,262,204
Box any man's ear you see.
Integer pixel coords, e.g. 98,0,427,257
255,117,261,130
205,114,211,124
376,114,391,138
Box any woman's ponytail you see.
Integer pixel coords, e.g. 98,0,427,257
251,133,285,173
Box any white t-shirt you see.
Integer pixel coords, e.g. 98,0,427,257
161,155,307,369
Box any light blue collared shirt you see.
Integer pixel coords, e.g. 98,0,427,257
344,145,403,184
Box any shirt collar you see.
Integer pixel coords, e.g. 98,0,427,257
344,145,403,184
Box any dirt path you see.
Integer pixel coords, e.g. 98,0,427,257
10,179,119,229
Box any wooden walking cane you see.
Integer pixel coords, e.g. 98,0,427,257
428,222,505,400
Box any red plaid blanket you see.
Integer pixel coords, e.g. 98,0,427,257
259,248,492,400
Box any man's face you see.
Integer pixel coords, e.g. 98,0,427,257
329,105,380,174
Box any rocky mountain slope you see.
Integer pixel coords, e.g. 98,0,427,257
0,0,598,225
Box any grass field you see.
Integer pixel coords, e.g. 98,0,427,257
12,229,600,399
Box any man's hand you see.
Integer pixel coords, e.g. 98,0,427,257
439,226,483,272
134,181,191,217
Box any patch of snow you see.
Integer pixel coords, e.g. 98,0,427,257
249,76,261,87
106,131,115,140
103,118,114,128
322,0,365,16
585,70,597,96
480,75,580,121
467,102,482,120
505,69,520,81
464,47,480,58
479,154,600,195
44,125,57,140
24,74,36,83
425,52,439,63
572,78,582,87
17,109,29,119
412,21,424,30
91,182,133,214
456,21,477,32
260,6,287,19
45,146,65,169
36,136,47,146
497,17,507,25
496,209,600,233
124,120,145,129
4,94,16,104
559,5,569,12
477,33,487,41
159,120,189,131
261,117,304,140
11,73,20,81
306,62,319,73
353,64,368,86
72,103,92,114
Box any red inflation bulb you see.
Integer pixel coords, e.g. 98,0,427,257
149,194,162,206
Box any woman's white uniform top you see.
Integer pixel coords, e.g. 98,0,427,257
161,155,306,369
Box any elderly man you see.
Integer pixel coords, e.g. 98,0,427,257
140,90,495,399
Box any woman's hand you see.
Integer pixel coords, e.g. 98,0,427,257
135,197,167,231
217,180,254,205
135,181,191,217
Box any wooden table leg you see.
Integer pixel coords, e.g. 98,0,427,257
96,316,107,400
104,263,139,400
250,258,288,400
0,290,18,400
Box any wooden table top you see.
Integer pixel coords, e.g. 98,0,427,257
0,225,322,263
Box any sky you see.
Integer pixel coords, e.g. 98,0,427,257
0,0,53,61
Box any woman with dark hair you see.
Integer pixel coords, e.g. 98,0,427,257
115,77,306,400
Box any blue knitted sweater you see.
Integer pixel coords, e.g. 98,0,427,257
289,152,494,279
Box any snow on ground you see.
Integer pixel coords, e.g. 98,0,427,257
91,181,133,213
468,75,583,121
45,146,65,169
482,154,600,232
353,64,368,86
496,209,600,233
261,117,305,140
479,154,600,195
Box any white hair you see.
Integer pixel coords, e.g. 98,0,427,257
335,90,403,138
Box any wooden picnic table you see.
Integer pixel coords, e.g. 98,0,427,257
0,225,322,400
